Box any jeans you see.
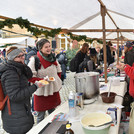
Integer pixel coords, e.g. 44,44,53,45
31,96,34,112
37,108,55,124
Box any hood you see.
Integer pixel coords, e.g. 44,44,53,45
0,61,22,76
0,63,10,74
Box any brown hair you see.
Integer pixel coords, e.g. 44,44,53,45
90,55,97,64
107,41,113,46
6,46,18,55
80,43,89,53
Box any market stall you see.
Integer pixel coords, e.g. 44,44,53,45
27,80,127,134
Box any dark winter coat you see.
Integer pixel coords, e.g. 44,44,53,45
75,51,86,73
25,47,38,64
0,61,37,134
124,47,134,66
100,45,113,65
57,53,67,75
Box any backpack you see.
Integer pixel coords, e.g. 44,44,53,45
34,56,40,71
25,47,37,65
57,54,65,64
69,57,77,72
0,80,11,115
78,59,88,72
58,53,68,65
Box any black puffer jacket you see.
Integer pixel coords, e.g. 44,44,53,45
75,51,86,73
0,61,37,134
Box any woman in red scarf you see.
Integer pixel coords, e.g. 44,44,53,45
28,39,62,123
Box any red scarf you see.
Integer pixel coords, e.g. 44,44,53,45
37,51,57,69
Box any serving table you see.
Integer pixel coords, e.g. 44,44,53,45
27,81,127,134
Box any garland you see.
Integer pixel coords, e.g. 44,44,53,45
0,17,104,44
0,44,14,48
0,17,61,38
68,32,104,44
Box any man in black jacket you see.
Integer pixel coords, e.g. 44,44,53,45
124,41,134,66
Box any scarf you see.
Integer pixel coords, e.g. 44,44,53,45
37,51,57,69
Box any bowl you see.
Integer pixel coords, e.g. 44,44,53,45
100,92,117,103
80,112,112,134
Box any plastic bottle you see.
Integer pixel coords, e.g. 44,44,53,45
64,124,74,134
68,91,76,117
84,68,87,72
117,69,120,76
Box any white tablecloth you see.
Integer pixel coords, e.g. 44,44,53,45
27,81,127,134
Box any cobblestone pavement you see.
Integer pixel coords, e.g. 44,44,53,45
0,71,76,134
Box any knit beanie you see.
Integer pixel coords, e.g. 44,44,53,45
124,41,133,48
89,48,97,56
37,39,50,51
7,48,23,60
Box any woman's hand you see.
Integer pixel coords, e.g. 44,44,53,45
116,62,125,71
35,81,45,88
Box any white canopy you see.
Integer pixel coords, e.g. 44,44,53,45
1,0,134,40
0,37,35,47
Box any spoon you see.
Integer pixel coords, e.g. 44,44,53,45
88,121,113,127
107,78,112,97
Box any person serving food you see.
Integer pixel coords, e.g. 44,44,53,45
116,62,134,134
28,39,62,123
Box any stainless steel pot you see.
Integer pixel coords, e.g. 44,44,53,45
75,72,99,99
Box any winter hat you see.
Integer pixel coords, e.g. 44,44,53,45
89,48,97,56
124,41,133,48
7,46,23,60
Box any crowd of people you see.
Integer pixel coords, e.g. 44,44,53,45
70,41,118,74
1,39,134,134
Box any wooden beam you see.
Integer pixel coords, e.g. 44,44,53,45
70,12,100,29
98,0,105,6
106,11,122,36
107,9,134,20
101,5,107,83
117,32,119,64
0,15,52,30
63,29,134,32
98,1,123,36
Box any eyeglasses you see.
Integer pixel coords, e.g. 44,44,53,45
16,54,25,58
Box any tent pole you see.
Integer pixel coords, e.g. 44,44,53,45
101,5,107,83
25,39,28,48
117,31,119,64
121,39,123,57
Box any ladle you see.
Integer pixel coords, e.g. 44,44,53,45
107,78,112,97
88,121,113,127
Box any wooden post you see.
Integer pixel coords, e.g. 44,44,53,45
117,31,119,64
101,5,107,83
25,39,27,48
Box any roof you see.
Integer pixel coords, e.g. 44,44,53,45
1,0,134,40
0,37,35,46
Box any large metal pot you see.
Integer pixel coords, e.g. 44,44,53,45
75,72,99,99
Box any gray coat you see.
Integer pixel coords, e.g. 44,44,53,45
0,61,37,134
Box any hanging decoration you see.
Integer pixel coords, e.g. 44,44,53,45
0,44,14,48
0,17,61,38
67,32,104,44
0,17,104,44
